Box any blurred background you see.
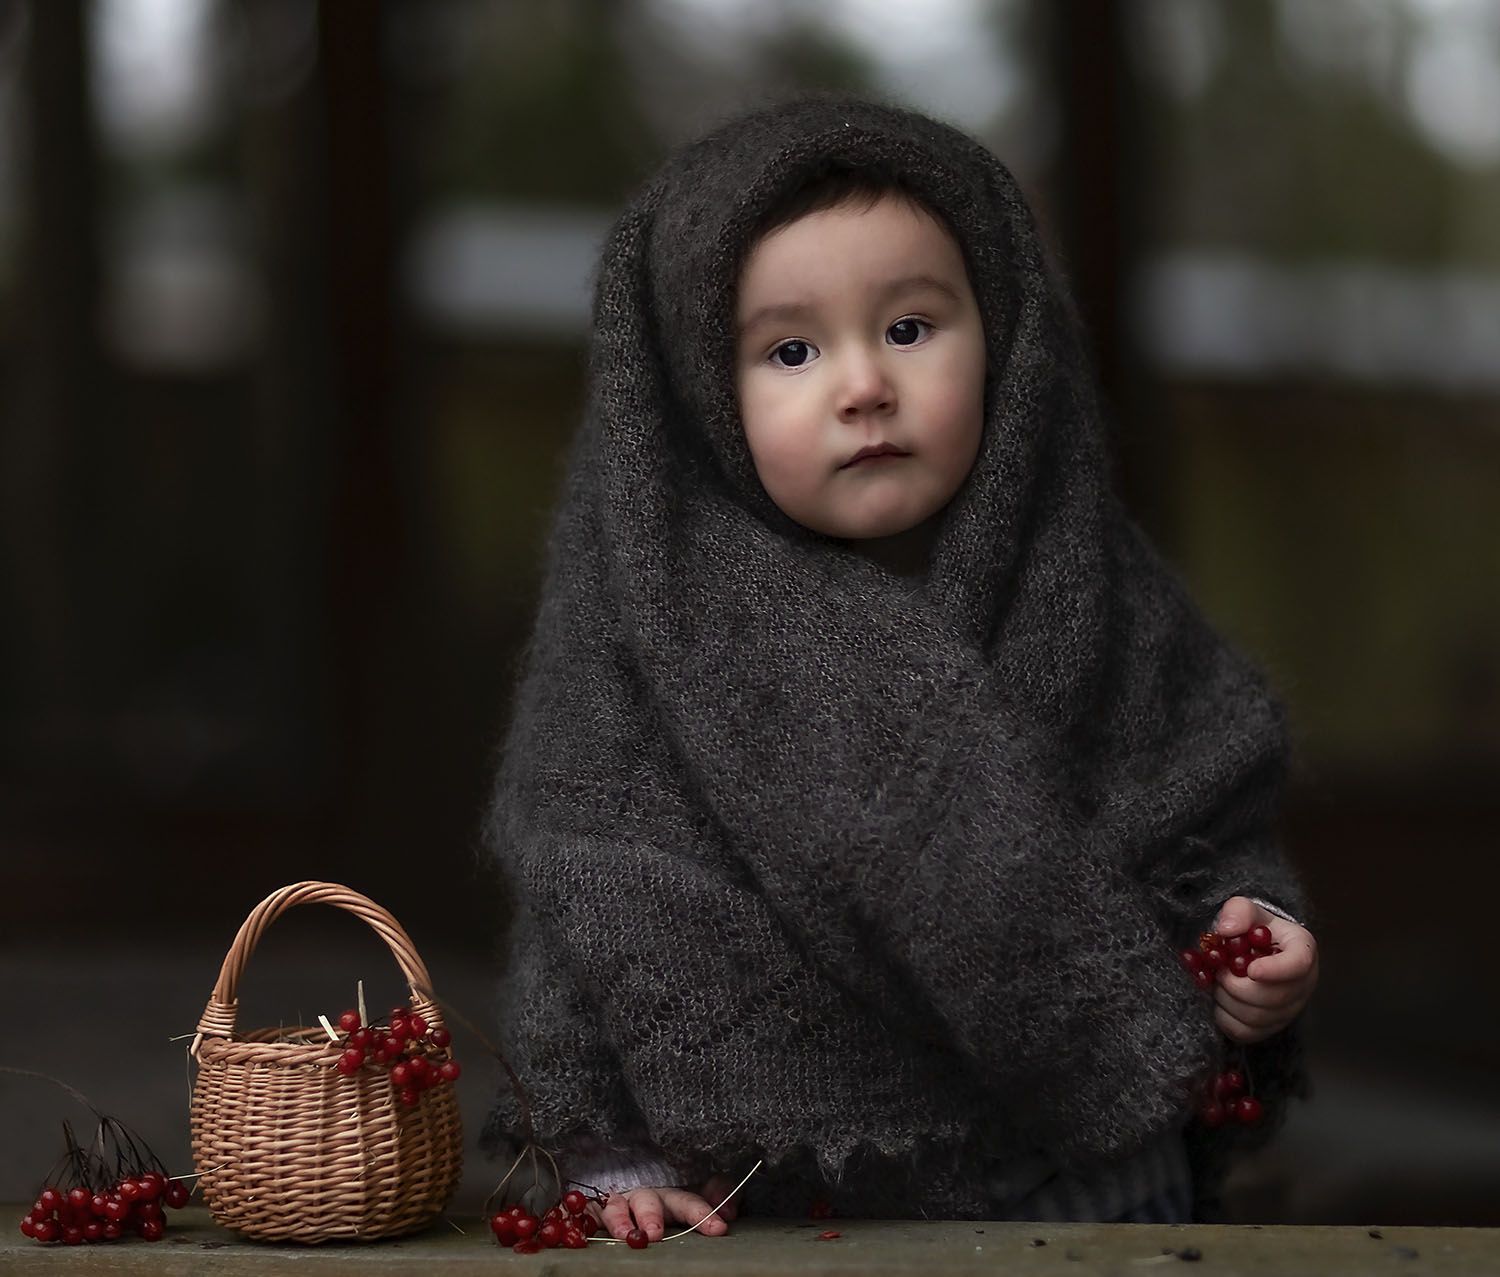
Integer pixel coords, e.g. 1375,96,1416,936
2,0,1497,1227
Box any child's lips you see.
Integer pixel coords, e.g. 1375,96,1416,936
841,448,909,468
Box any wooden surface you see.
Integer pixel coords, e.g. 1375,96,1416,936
2,1208,1496,1274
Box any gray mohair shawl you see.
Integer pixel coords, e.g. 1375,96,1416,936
480,91,1313,1221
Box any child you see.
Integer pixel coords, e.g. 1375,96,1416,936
480,92,1319,1238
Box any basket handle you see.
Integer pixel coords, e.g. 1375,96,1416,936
192,881,443,1051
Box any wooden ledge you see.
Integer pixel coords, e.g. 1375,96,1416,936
1,1206,1494,1274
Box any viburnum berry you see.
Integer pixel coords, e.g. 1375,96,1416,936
626,1226,649,1249
562,1189,588,1215
538,1219,564,1247
430,1027,452,1048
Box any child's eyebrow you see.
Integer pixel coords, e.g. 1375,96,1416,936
736,273,963,336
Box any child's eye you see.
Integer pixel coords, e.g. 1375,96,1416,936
888,318,933,346
769,339,819,369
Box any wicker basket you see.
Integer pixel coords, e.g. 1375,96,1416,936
189,881,463,1242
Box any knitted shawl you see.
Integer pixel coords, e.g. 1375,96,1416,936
481,91,1312,1221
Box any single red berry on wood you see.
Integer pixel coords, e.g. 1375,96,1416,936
103,1222,122,1241
118,1180,142,1203
439,1060,461,1082
562,1189,588,1216
398,1086,421,1107
139,1219,165,1242
33,1219,58,1243
84,1221,103,1242
539,1219,564,1247
337,1048,364,1075
390,1062,412,1088
338,1009,362,1033
66,1187,90,1212
430,1027,452,1048
38,1188,62,1213
1249,925,1273,948
408,1014,428,1037
165,1182,190,1209
62,1225,84,1245
626,1226,649,1249
19,1217,35,1239
514,1213,539,1239
103,1198,130,1223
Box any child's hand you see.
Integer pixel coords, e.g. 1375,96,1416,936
1210,896,1319,1044
594,1174,737,1241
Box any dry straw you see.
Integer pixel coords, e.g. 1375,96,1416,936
188,881,462,1243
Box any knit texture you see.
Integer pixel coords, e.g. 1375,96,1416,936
480,90,1314,1221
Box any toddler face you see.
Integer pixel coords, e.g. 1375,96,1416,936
734,193,986,551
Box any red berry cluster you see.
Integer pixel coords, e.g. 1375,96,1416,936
332,1005,461,1108
18,1173,191,1246
1178,924,1280,991
1179,924,1281,1130
489,1188,610,1253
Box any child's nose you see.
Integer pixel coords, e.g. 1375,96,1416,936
835,347,895,418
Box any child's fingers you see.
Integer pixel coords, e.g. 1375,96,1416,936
600,1189,659,1241
1246,939,1318,984
1215,979,1285,1025
1214,1002,1268,1044
660,1188,730,1235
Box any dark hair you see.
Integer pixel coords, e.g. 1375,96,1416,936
750,161,949,243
